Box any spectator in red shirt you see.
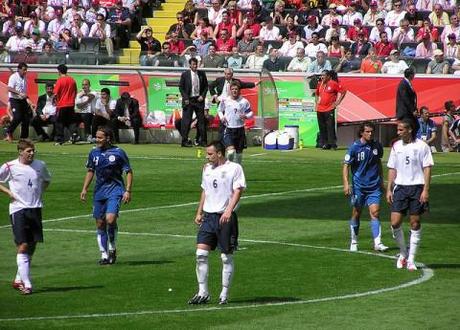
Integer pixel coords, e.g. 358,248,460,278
214,11,236,39
315,70,346,150
53,64,78,145
168,32,186,55
236,13,261,38
347,18,369,42
215,28,236,56
374,31,394,57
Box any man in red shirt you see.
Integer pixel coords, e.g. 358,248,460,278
216,29,236,56
315,70,346,150
374,31,394,57
54,64,77,145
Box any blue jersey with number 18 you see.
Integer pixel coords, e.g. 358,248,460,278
344,139,383,191
86,146,131,200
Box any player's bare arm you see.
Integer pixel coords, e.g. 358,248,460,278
220,187,243,224
80,170,94,201
122,170,133,204
386,168,396,204
195,191,206,225
420,166,432,203
342,163,351,195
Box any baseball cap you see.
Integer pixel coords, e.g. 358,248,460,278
288,31,297,37
307,15,317,22
31,28,40,36
448,33,456,39
329,3,337,8
331,18,339,25
390,49,399,55
433,49,443,56
354,18,362,24
422,32,430,39
370,1,377,6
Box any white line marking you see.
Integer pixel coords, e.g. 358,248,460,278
1,171,458,230
249,153,267,157
0,228,434,322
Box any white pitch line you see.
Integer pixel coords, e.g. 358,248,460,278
250,153,267,157
1,171,459,230
0,228,434,323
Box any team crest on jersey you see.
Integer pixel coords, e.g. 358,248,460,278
373,149,378,155
108,155,116,162
344,154,350,161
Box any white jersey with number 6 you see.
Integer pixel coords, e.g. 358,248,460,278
0,159,51,215
201,160,246,213
218,96,252,128
387,139,434,186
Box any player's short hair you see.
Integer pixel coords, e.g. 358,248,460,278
101,87,110,95
230,81,241,89
358,121,375,137
45,82,54,88
207,140,226,156
189,57,198,65
17,62,28,70
404,68,415,79
97,126,114,143
17,139,35,151
399,118,414,131
57,64,68,74
420,106,429,114
444,100,455,111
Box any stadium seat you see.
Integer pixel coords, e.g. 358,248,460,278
264,40,283,51
405,57,430,73
196,8,208,19
278,56,293,71
67,51,97,65
80,37,101,53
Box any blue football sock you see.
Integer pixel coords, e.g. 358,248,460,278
370,219,381,239
107,223,118,251
349,219,360,242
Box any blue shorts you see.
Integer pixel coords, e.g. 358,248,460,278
222,127,246,153
351,188,381,208
391,185,428,215
93,196,123,220
197,212,238,254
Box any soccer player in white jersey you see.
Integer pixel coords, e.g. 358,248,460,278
386,119,434,271
218,82,253,164
189,140,246,305
0,139,51,295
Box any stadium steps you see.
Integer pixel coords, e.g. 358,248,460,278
117,1,185,64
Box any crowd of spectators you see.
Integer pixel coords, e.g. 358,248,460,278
1,0,460,74
0,0,147,63
137,0,460,74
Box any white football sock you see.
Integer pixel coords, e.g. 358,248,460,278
220,253,234,299
107,223,118,251
408,229,421,264
196,249,209,296
97,228,108,259
349,219,359,244
392,226,407,258
15,269,21,282
17,253,32,289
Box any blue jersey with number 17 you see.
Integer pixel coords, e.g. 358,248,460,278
344,139,383,191
86,146,131,200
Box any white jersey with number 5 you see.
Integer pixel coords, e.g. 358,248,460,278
0,159,51,215
387,139,434,186
218,96,252,128
201,160,246,213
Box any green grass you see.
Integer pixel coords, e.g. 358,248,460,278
0,142,459,329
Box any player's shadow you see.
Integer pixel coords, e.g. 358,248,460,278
122,260,174,266
36,285,103,293
232,296,301,304
424,263,460,269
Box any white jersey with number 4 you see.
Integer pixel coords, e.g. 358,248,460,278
201,160,246,213
218,96,252,128
387,139,434,186
0,159,51,215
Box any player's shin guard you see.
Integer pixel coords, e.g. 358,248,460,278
97,228,109,259
370,219,382,245
107,223,118,251
408,228,421,263
349,219,360,243
17,253,31,288
391,226,407,258
227,149,235,162
220,253,234,300
196,249,209,296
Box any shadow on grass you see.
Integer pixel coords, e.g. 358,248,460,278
424,263,460,269
121,260,174,266
239,184,458,224
36,285,103,293
232,296,301,304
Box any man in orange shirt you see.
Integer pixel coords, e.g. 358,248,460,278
54,64,77,145
360,48,383,73
315,70,347,150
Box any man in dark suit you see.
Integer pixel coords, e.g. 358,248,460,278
208,68,258,104
396,68,418,137
111,92,143,144
179,57,208,147
31,82,57,141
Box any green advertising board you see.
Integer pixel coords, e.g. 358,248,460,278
276,78,318,147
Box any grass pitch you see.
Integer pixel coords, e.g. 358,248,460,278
0,142,459,329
